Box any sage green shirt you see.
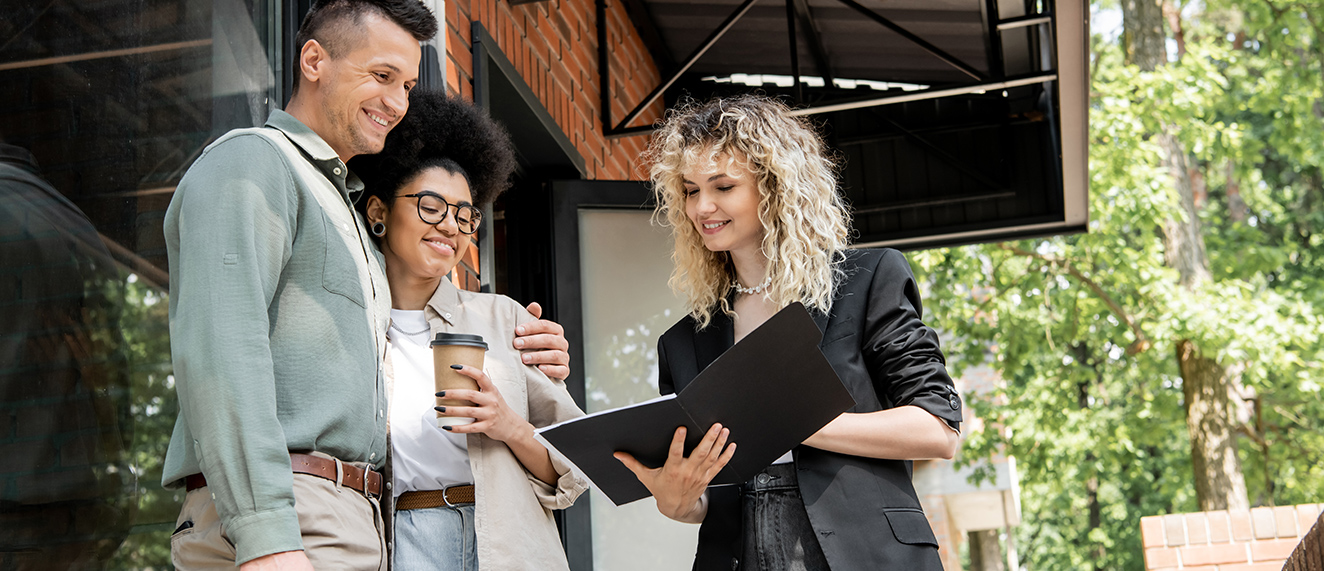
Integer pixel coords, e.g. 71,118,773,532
161,111,391,565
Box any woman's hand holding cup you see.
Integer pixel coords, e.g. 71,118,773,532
435,365,533,444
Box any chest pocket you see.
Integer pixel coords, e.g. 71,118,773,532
820,315,857,347
484,359,529,418
322,212,367,308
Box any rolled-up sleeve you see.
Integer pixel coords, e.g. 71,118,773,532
860,249,962,431
166,135,304,563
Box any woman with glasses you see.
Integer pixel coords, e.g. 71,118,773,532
348,88,587,571
615,95,962,570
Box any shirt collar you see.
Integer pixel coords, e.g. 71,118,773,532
264,110,365,199
425,276,463,325
0,143,38,173
265,110,338,160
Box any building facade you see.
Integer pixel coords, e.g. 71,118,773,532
0,0,662,566
3,0,1080,566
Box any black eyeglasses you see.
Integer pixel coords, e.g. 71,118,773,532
398,191,483,235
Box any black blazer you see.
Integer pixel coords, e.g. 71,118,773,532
657,248,962,571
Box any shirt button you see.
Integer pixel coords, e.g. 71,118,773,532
444,312,452,319
386,481,392,490
950,394,961,410
333,167,342,175
731,557,739,570
369,452,376,460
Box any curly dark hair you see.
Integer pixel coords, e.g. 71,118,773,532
350,87,516,210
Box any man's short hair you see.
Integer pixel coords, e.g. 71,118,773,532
291,0,438,94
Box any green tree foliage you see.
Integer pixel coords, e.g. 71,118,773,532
106,275,180,569
912,1,1324,568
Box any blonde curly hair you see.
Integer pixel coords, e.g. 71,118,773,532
647,95,851,328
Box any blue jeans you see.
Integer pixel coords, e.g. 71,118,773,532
393,504,478,571
740,463,830,571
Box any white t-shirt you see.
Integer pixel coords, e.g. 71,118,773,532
388,309,474,496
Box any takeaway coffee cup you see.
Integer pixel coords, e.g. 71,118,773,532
431,333,489,427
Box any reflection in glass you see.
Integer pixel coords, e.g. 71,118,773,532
1,0,277,565
0,142,135,567
578,210,700,571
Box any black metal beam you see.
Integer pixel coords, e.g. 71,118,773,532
603,125,657,140
787,72,1054,115
608,0,761,133
785,0,802,103
605,72,1057,139
791,0,834,89
833,0,986,81
981,0,1005,80
597,0,611,135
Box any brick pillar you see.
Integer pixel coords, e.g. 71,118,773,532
1140,504,1324,569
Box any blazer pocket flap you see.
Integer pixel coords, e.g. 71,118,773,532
883,509,939,547
820,315,856,346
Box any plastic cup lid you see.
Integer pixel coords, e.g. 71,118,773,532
431,332,489,350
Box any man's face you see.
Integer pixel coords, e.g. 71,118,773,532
317,14,421,160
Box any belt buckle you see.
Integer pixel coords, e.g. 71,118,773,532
442,484,459,507
361,468,377,499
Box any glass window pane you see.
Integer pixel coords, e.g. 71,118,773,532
1,0,279,566
577,209,700,570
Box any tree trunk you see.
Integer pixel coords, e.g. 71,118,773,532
1088,475,1104,570
1122,0,1166,70
1163,0,1186,59
1178,340,1250,511
1124,0,1250,512
1159,132,1212,288
1226,160,1247,223
968,530,1006,571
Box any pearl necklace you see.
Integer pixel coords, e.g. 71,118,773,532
732,275,772,296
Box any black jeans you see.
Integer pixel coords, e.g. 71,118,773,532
740,463,830,571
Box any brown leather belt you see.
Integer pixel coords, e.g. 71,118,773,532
184,453,383,498
395,485,475,510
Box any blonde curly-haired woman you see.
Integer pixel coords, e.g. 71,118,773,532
615,95,964,571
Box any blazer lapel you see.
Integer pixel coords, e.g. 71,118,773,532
693,309,734,371
811,307,830,343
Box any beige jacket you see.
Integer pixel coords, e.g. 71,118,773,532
382,277,589,571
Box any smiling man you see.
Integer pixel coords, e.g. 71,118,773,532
159,2,434,569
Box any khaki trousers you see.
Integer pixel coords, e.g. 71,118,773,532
171,472,387,570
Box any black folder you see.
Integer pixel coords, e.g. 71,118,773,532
537,302,856,506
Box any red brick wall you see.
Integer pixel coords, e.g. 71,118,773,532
440,0,665,290
1140,504,1324,570
444,0,663,181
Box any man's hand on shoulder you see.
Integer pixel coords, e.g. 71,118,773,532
515,302,571,381
239,550,315,571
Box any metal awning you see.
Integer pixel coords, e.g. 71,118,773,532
602,0,1089,249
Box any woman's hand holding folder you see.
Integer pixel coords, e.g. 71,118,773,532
614,424,736,523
